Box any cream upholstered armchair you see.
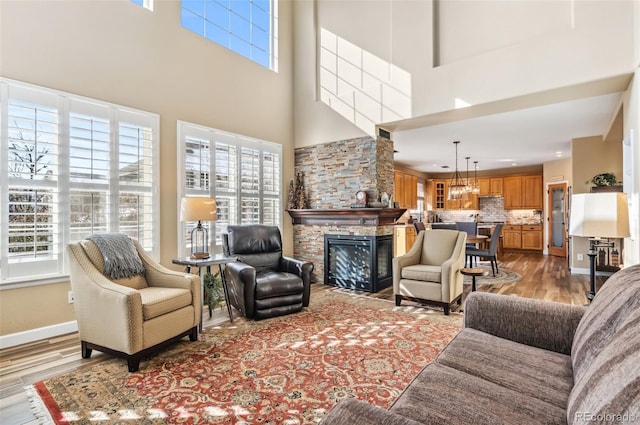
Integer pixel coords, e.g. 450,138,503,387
67,235,201,372
392,229,467,315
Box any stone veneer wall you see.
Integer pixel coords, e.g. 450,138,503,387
294,136,394,208
292,136,395,283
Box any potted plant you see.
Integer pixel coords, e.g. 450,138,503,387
203,272,225,317
586,172,622,192
586,172,617,187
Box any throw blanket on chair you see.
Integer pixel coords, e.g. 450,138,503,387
87,234,145,279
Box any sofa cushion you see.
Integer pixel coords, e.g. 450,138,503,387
567,265,640,424
568,264,640,424
390,363,566,425
80,239,148,290
139,287,192,320
401,264,442,283
436,328,573,409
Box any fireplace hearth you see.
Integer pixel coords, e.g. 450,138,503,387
324,234,392,293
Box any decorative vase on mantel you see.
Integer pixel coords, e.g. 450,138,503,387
287,173,308,209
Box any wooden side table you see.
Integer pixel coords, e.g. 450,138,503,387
460,267,489,292
172,254,237,330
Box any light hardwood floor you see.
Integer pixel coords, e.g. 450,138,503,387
0,252,600,424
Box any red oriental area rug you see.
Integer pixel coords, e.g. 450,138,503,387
27,290,462,424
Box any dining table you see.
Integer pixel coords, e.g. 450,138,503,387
467,234,489,248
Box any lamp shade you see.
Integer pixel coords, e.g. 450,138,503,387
180,197,218,222
569,192,630,238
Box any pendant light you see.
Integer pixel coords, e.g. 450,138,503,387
472,161,481,194
465,156,473,193
448,141,468,200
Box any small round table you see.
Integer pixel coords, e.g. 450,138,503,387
461,267,489,292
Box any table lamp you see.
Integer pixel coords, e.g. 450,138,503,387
180,197,217,259
569,192,630,302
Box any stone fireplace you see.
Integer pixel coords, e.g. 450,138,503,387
291,135,397,284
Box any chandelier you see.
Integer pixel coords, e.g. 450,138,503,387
448,141,468,200
471,160,481,194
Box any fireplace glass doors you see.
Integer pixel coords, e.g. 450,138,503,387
324,234,392,293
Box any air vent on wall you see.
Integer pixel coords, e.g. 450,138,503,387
378,128,392,140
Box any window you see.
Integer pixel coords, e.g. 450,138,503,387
0,79,159,286
181,0,278,71
130,0,154,11
177,121,282,257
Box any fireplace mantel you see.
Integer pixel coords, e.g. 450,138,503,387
286,208,407,226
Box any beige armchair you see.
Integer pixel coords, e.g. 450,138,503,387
393,229,467,315
67,237,201,372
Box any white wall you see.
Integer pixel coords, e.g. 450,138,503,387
293,0,637,148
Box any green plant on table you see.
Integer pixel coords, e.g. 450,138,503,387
203,272,225,316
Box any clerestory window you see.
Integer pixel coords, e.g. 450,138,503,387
181,0,278,71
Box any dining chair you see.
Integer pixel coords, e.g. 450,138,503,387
465,223,504,276
456,222,478,249
413,221,426,234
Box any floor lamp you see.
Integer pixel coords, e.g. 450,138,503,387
180,197,218,259
569,192,630,303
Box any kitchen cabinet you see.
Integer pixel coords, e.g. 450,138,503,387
394,171,418,209
433,181,446,210
478,178,503,196
503,177,523,209
394,225,417,257
503,175,542,209
503,225,522,249
503,224,543,251
522,225,543,250
522,175,543,209
433,180,478,210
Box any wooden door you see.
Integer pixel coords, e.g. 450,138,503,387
548,182,568,257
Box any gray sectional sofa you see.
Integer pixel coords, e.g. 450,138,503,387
319,264,640,425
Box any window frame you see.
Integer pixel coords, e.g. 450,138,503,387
0,78,160,289
177,121,282,257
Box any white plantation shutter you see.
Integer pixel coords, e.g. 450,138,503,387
177,121,282,257
0,79,159,285
118,113,156,250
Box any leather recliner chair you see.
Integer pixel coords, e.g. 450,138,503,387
222,224,314,320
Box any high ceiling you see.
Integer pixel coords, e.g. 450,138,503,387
385,76,630,175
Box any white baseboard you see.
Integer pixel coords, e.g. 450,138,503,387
571,267,590,275
570,267,614,277
0,321,78,349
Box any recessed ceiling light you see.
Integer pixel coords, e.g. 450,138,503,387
498,159,514,162
511,163,518,166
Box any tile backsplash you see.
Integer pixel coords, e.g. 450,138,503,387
422,196,542,224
